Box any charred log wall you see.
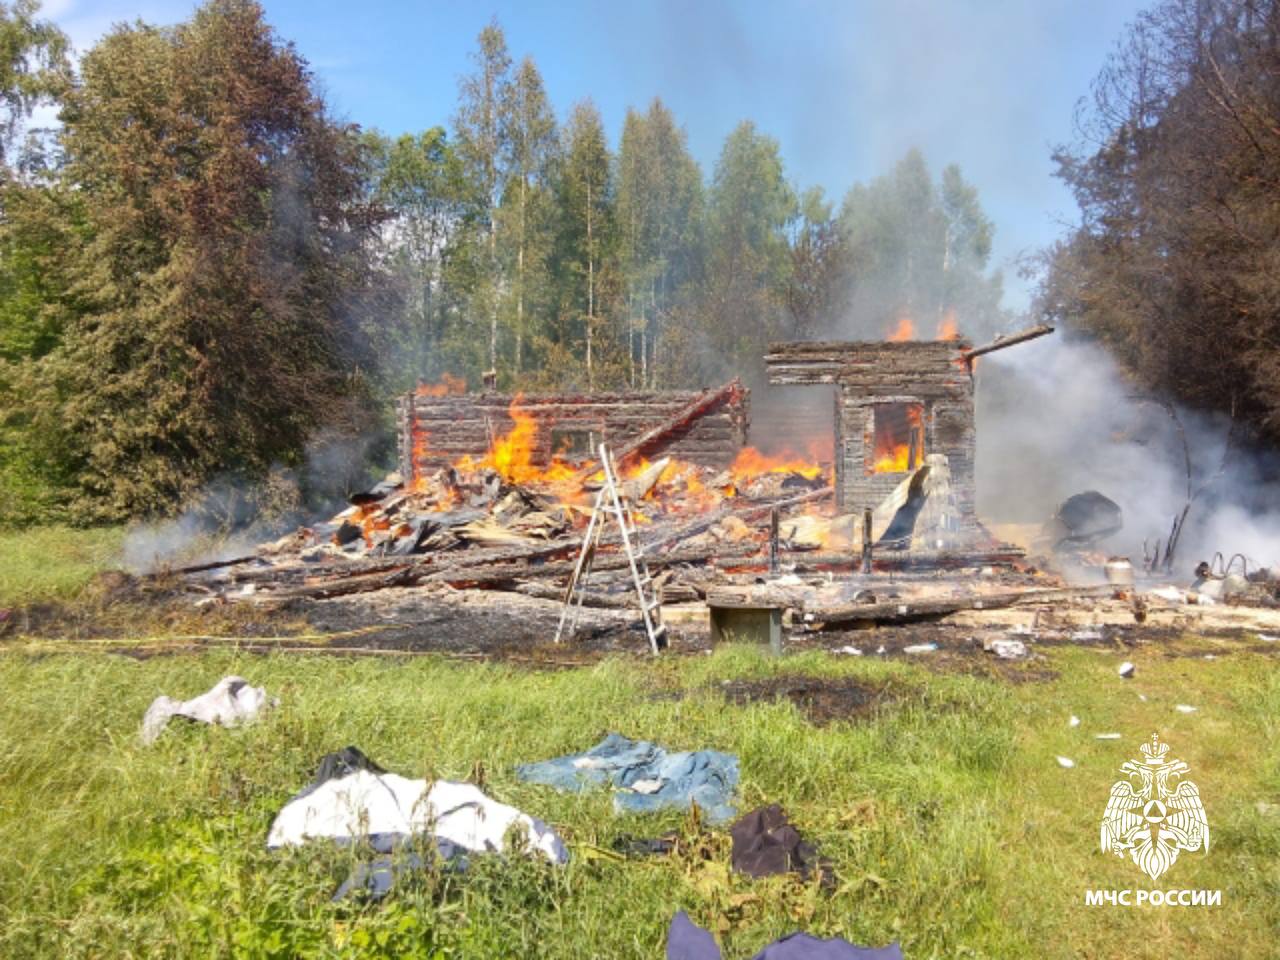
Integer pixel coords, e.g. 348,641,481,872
398,389,750,483
766,341,975,519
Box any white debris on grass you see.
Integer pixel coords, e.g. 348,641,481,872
984,638,1028,660
141,675,274,745
1069,715,1081,728
1175,704,1198,713
1118,661,1136,678
1095,733,1122,740
267,771,568,864
1259,634,1279,643
832,645,863,656
903,643,938,655
1056,756,1076,768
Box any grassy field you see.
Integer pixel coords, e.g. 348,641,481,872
0,525,126,605
0,635,1276,959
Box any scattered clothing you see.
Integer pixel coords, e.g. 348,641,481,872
611,832,679,858
730,805,825,880
668,911,721,959
666,911,904,960
330,837,460,902
140,675,273,744
269,749,568,862
267,747,567,899
516,733,740,823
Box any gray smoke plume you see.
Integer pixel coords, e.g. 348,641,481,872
122,428,388,573
977,334,1280,575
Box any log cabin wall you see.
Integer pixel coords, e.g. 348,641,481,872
397,389,750,484
766,340,976,520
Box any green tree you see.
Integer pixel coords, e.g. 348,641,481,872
784,186,850,340
0,0,68,167
363,127,473,390
694,120,795,380
452,19,511,376
839,149,1004,339
554,99,614,388
615,99,703,387
23,0,382,519
1040,0,1280,440
498,56,558,377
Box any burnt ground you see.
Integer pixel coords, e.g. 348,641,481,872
716,675,899,726
5,572,1279,672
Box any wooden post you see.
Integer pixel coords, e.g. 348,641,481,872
861,507,873,575
769,507,780,576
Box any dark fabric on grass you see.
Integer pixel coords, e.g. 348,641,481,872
665,911,904,960
730,805,825,880
289,746,387,805
331,837,468,902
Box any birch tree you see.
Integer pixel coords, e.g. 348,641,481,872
499,56,557,375
452,20,511,375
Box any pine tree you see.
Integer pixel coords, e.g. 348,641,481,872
555,100,612,388
25,0,382,518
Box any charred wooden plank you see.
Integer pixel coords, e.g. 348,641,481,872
570,378,747,482
960,324,1054,361
802,583,1114,626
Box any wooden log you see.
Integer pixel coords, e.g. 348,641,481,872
961,324,1054,361
151,554,260,577
512,582,636,608
802,584,1114,626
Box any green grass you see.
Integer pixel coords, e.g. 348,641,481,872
0,640,1276,958
0,525,125,605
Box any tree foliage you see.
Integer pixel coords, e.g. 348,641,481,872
0,0,67,166
840,149,1004,340
1040,0,1280,441
9,0,383,520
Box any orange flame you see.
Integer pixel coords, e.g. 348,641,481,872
730,447,824,483
871,404,925,474
460,394,578,485
888,316,915,342
416,373,467,397
936,311,959,341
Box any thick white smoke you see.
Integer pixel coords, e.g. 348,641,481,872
977,334,1280,576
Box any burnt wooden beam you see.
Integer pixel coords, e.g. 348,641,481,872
960,324,1055,361
802,583,1113,627
571,378,747,482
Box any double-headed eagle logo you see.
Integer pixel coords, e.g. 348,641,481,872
1100,734,1209,881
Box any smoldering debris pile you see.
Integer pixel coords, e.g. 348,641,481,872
171,430,1028,617
175,454,836,608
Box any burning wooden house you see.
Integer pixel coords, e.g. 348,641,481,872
765,325,1054,523
397,380,750,487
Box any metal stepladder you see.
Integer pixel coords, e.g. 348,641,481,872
554,443,667,654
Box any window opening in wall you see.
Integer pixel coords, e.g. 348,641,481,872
869,402,925,474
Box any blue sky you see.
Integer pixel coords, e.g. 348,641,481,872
42,0,1150,310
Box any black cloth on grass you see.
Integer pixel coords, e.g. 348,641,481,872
667,911,904,960
730,805,824,879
